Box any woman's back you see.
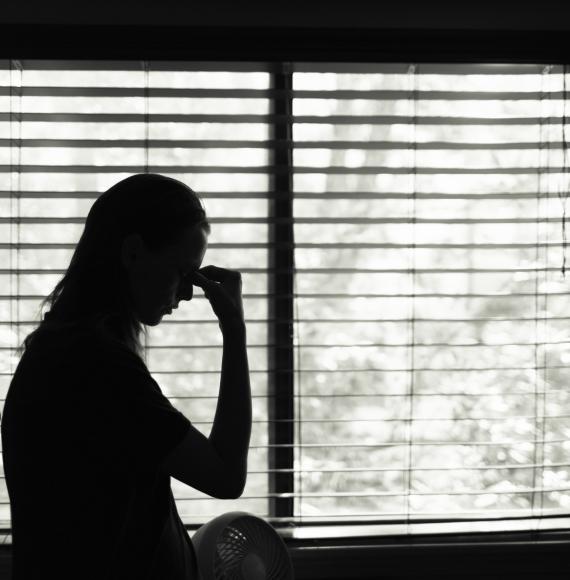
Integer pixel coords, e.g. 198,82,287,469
1,322,198,580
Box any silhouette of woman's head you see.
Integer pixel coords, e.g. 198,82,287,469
19,173,210,359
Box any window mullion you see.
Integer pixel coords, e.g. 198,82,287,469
267,62,295,523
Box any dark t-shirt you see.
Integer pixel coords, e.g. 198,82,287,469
1,323,198,580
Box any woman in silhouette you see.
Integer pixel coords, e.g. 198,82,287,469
1,173,251,579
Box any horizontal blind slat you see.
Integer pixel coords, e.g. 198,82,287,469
0,60,273,71
0,165,274,173
170,488,570,501
0,268,566,276
293,167,570,174
24,87,544,102
0,464,562,476
0,441,565,449
0,166,567,175
3,112,570,124
0,112,276,122
2,86,568,100
293,142,565,149
3,316,569,324
1,366,568,376
1,140,568,151
0,217,564,225
2,191,569,201
0,190,273,199
0,406,565,421
3,292,569,300
1,242,569,250
292,63,556,74
0,87,274,98
1,61,556,74
4,341,568,350
0,139,276,149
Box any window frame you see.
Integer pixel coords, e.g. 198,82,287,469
0,24,570,63
2,22,570,578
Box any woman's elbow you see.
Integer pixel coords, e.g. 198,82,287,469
228,473,247,499
215,469,246,500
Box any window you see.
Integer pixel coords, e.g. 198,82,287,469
2,60,570,543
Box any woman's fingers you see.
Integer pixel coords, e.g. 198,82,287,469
198,265,241,283
190,266,244,326
190,272,221,302
190,270,213,289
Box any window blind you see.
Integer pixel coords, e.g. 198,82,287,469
291,62,570,537
1,60,570,540
0,60,274,531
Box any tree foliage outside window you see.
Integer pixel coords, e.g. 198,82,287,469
292,65,570,524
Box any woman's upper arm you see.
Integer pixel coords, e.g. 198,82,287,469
158,424,243,500
80,334,243,497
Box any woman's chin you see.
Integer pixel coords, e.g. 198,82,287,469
140,307,171,326
156,307,171,323
140,311,163,326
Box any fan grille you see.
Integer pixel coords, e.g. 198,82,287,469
213,516,292,580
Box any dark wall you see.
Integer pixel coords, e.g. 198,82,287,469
1,0,570,30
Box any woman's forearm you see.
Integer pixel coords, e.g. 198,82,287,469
208,322,252,495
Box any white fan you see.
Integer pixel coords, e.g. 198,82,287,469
191,511,295,580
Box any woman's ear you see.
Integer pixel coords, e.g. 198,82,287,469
121,233,145,271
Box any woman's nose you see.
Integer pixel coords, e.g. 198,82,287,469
179,281,193,302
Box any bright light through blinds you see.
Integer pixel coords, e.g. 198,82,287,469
292,63,570,532
1,60,570,539
0,61,272,527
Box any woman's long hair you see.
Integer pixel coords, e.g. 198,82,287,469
17,173,210,361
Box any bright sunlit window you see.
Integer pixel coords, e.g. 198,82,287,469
1,60,570,539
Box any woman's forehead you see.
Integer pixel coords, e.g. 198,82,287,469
173,226,208,263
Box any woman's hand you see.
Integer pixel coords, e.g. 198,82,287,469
191,266,245,331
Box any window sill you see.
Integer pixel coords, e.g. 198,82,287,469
0,529,567,579
283,529,570,579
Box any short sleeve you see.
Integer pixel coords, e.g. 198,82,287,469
77,338,192,474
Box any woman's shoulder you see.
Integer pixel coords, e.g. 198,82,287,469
28,319,146,370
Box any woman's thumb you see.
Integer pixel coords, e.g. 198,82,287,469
190,271,216,298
